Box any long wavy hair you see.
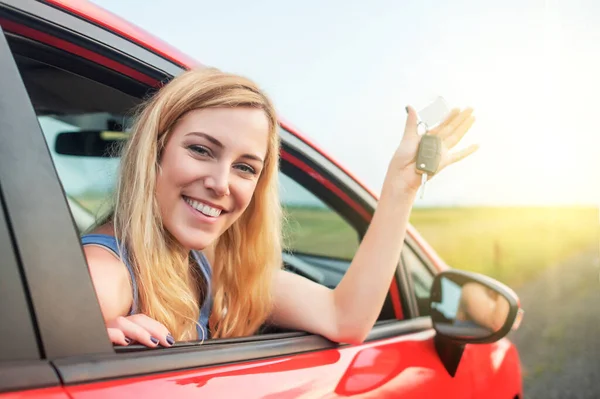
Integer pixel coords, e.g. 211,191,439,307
112,68,282,340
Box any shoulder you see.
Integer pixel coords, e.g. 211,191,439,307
83,241,134,321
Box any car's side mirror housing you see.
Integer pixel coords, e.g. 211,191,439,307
429,269,524,377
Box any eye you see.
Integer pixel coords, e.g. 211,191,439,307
188,145,211,157
234,163,257,175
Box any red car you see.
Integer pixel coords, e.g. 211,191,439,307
0,1,524,398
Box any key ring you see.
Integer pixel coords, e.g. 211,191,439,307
417,120,429,136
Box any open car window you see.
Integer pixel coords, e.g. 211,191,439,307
9,36,399,346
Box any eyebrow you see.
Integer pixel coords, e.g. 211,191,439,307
186,131,264,163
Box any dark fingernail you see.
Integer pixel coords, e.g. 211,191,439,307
166,334,175,345
150,336,159,345
405,106,409,114
124,337,131,345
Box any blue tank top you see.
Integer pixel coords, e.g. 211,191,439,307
81,234,213,340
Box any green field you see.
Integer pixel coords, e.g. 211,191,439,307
409,206,599,287
283,206,359,259
74,191,599,288
285,205,599,288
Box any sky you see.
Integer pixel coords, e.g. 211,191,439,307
90,0,600,206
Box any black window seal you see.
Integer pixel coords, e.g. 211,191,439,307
6,32,152,99
399,239,438,318
404,237,438,277
53,317,432,386
397,253,419,319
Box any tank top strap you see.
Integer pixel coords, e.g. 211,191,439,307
81,234,138,315
192,250,213,340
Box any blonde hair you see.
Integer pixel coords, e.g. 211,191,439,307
113,68,282,340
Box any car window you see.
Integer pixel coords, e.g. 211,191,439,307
281,173,359,260
403,244,434,317
38,113,124,226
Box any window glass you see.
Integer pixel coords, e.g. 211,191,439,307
38,113,123,229
280,173,359,260
403,245,434,316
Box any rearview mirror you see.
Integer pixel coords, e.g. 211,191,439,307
55,130,127,157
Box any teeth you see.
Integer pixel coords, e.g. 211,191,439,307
184,197,222,217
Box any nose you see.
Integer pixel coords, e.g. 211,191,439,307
203,165,231,197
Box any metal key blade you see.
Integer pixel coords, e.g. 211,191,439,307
419,173,427,199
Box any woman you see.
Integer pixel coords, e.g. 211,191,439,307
82,68,477,347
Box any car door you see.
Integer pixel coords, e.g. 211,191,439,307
0,2,478,398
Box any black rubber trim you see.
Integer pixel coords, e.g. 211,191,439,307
0,26,113,359
397,254,419,319
7,33,151,99
400,239,438,318
0,182,41,362
115,331,309,354
0,0,182,80
0,361,60,394
404,238,438,277
54,318,433,385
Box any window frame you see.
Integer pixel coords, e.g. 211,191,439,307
400,237,438,318
0,25,67,394
0,1,437,386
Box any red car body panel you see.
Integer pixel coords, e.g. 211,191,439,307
0,387,69,399
0,1,521,397
66,332,476,399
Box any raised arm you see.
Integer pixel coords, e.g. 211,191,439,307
271,106,477,344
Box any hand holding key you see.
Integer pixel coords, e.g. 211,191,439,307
383,105,478,197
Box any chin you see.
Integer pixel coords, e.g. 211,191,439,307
171,227,219,251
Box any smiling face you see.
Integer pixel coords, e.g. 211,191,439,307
155,107,270,250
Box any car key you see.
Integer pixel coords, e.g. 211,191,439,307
416,133,442,199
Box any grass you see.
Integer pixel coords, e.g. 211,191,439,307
74,191,599,288
409,206,599,287
283,206,359,259
285,205,599,287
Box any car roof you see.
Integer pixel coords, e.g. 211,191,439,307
45,0,200,68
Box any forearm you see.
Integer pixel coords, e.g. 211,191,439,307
332,179,417,343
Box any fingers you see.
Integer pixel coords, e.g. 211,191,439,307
444,114,476,150
442,144,479,169
107,315,174,348
129,314,174,347
437,108,474,140
107,327,130,346
434,108,460,132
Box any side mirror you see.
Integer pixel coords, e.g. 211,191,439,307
429,269,524,376
54,130,127,157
